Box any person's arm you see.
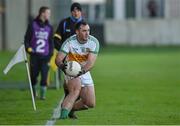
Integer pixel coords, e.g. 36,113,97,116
55,52,67,68
48,26,54,58
55,39,70,72
54,20,64,50
24,23,33,54
82,53,97,73
77,37,100,76
55,51,68,73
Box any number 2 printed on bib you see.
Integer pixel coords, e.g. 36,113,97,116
36,39,45,53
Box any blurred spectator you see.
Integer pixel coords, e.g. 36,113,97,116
54,2,84,50
24,6,54,100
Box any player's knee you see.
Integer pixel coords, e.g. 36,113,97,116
87,103,95,108
74,89,81,97
69,88,81,98
85,101,96,108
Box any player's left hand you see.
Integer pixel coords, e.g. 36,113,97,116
76,69,86,77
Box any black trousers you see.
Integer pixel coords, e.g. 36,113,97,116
30,55,50,86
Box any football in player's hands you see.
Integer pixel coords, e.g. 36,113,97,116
65,61,81,77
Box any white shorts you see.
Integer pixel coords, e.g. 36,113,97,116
65,72,94,87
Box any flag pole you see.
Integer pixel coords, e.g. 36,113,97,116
23,46,37,111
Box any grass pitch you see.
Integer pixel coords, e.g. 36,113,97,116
0,46,180,125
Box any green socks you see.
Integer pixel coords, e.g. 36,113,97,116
40,86,47,100
60,108,70,119
32,86,47,100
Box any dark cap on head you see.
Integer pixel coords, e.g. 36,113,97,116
71,2,82,12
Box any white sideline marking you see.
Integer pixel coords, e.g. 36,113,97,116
45,95,64,126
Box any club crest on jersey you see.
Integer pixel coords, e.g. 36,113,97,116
80,47,85,52
86,48,90,52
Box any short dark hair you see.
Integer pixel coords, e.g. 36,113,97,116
38,6,50,16
75,21,88,30
71,2,82,12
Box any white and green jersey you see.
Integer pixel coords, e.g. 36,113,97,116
60,34,99,65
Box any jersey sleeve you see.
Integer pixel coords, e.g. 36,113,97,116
48,26,54,56
59,39,70,54
53,20,64,50
90,37,100,54
54,20,64,40
24,22,33,52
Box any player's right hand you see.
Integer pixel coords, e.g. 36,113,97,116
59,63,67,74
